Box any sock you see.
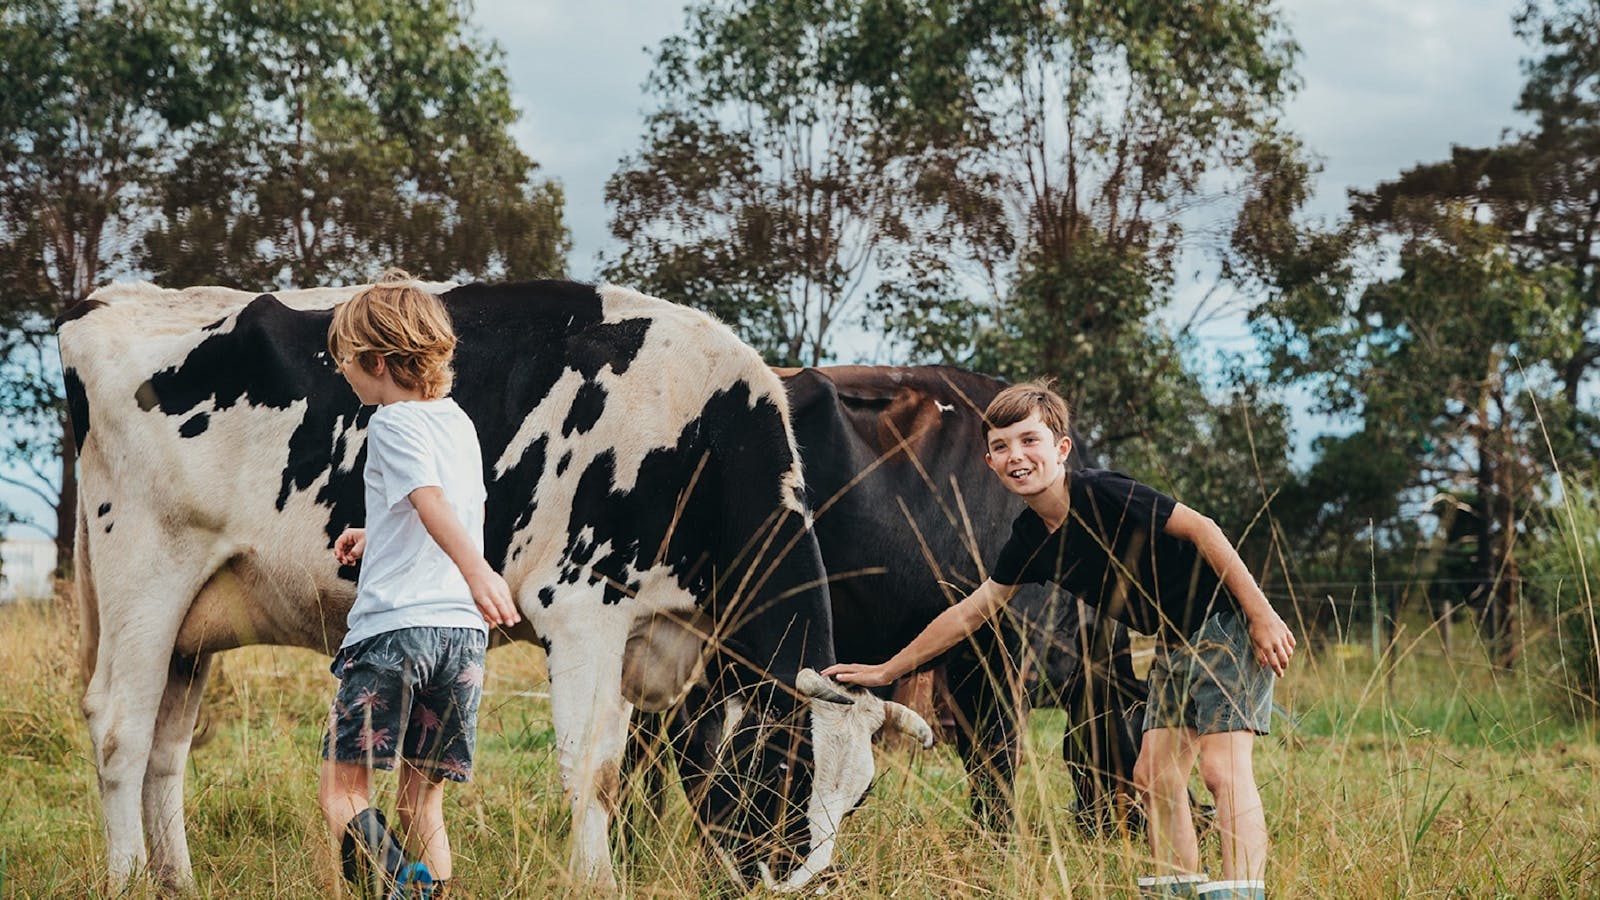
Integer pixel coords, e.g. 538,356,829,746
1198,879,1267,899
1138,873,1208,898
340,807,409,898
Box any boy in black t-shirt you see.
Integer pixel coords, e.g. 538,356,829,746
825,380,1295,899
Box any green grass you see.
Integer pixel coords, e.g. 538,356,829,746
2,597,1598,898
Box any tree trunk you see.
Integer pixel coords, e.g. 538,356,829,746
1473,399,1508,666
54,407,77,576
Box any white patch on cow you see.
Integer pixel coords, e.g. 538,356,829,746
331,418,364,475
718,696,747,752
936,400,955,413
771,673,934,893
597,284,808,516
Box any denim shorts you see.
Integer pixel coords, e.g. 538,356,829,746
1143,610,1274,735
323,626,488,781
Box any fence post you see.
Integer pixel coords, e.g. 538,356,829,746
1371,582,1382,665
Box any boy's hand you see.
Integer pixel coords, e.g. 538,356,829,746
467,565,520,628
334,528,366,565
821,662,896,688
1249,612,1296,677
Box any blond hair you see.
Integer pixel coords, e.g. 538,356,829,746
327,269,456,399
984,378,1071,439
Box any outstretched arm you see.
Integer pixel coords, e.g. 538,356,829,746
823,579,1017,687
1164,503,1294,675
409,486,521,628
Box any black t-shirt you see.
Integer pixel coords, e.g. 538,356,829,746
990,469,1239,640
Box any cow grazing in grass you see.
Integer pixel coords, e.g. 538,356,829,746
57,280,931,893
634,365,1144,836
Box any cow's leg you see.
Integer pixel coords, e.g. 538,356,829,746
542,607,634,888
617,710,671,855
943,641,1025,831
82,539,212,891
84,621,190,888
143,651,213,893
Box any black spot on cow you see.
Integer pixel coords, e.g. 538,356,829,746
562,381,607,437
104,522,113,534
144,295,325,419
555,382,797,621
97,503,111,517
134,294,370,547
538,586,555,607
565,319,650,380
556,450,573,476
54,298,106,327
64,368,91,446
441,282,667,570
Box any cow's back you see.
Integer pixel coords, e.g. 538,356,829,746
59,280,814,659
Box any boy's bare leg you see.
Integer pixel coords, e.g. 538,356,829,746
1197,730,1267,880
319,759,373,834
398,763,452,880
1136,726,1203,874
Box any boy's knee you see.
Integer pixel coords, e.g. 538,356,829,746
1135,759,1188,801
1132,755,1155,796
1198,753,1251,797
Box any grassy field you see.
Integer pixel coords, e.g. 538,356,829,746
2,595,1598,898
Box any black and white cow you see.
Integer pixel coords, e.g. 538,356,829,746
57,280,931,893
779,365,1144,832
637,366,1145,837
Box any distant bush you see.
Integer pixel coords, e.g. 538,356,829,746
1524,475,1600,719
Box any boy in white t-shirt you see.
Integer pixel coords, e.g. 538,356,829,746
321,271,521,899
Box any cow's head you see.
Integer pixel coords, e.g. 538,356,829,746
674,668,933,892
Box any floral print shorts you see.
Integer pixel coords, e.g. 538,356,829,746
323,626,487,781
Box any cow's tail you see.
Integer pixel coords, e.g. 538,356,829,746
74,494,100,688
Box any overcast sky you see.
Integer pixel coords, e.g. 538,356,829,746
0,0,1532,540
480,0,1530,279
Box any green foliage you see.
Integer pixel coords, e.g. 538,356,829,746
1523,474,1600,719
1252,195,1565,650
606,0,960,365
0,0,568,557
610,1,1307,539
862,0,1304,480
141,0,570,287
0,0,225,554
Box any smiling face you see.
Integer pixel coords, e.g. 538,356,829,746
985,412,1072,496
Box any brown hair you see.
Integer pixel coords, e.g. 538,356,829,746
327,269,456,399
983,378,1070,439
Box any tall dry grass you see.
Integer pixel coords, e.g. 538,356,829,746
2,586,1598,897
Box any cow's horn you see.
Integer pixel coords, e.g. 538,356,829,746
884,701,935,749
796,668,855,706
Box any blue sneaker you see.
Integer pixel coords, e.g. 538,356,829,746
390,861,434,900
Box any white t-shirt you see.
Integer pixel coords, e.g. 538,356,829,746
342,398,490,648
